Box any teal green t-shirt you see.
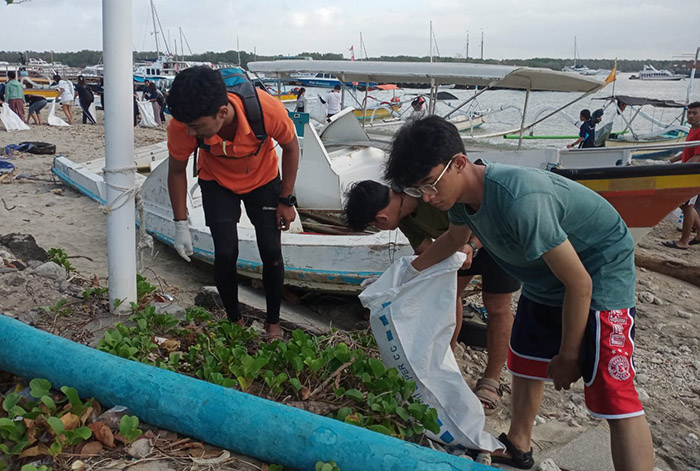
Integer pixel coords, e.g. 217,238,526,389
448,162,635,310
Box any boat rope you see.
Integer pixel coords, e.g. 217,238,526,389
100,166,154,268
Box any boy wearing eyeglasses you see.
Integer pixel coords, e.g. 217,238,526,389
166,67,300,340
384,116,653,470
344,180,520,415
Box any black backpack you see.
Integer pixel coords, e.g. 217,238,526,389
79,86,94,104
192,68,267,177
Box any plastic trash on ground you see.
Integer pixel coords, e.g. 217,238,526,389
0,103,30,131
358,253,503,452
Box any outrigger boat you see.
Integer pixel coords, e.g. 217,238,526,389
593,94,690,159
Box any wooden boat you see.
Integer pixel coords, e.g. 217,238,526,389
594,94,690,159
552,163,700,243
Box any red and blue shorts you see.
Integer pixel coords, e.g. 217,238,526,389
507,296,644,419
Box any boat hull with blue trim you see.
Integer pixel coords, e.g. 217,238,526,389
52,153,411,295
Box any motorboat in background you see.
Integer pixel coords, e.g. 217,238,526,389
630,65,686,81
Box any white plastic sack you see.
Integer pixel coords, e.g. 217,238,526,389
0,103,30,131
359,254,503,452
137,100,158,128
47,99,69,127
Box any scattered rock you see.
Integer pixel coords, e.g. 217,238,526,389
636,373,650,385
96,406,131,431
677,310,693,320
534,415,546,425
637,388,650,402
637,291,655,304
678,289,692,298
31,261,67,281
0,233,48,262
126,437,153,459
152,302,187,320
124,460,173,471
194,286,222,311
537,458,562,471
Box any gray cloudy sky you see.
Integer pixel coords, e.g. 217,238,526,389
3,0,699,60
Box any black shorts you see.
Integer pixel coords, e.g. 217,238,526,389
457,249,521,294
199,176,281,230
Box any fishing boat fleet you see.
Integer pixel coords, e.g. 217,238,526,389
49,59,700,294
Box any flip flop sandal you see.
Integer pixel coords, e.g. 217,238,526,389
473,377,502,416
491,432,535,469
690,239,700,246
264,322,285,342
661,240,688,250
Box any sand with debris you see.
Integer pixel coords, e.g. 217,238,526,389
1,111,699,471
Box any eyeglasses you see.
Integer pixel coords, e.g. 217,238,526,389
403,154,460,198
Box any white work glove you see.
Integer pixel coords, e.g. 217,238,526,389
360,276,380,290
400,262,421,285
173,220,193,262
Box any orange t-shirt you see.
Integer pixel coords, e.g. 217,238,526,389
167,90,296,194
682,127,700,163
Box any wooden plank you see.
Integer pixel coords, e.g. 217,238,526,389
635,253,700,288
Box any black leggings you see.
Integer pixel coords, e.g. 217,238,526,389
201,177,284,324
80,99,96,124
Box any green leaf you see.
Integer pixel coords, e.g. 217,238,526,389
29,378,52,398
40,395,56,410
368,424,393,436
60,386,86,415
47,416,64,435
335,407,352,422
367,358,386,377
343,389,363,402
395,406,410,421
2,393,20,412
289,378,302,391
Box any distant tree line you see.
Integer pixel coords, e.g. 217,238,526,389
0,49,695,74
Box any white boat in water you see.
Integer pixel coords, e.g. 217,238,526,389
630,65,686,81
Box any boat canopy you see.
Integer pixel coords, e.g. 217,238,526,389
248,60,605,93
594,95,687,108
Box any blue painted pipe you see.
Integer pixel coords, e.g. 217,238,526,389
0,316,497,470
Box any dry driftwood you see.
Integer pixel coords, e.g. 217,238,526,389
635,253,700,288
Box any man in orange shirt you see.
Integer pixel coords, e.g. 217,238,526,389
663,101,700,250
166,67,300,339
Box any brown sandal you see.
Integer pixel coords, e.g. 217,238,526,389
264,322,284,342
474,377,502,415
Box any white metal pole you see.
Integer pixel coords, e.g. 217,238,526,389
103,0,137,312
518,87,531,150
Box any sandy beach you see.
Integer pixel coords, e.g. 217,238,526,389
1,110,699,471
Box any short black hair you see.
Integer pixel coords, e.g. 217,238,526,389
384,115,465,189
333,84,341,91
7,71,16,80
689,101,700,109
53,74,61,81
580,109,591,120
344,180,390,231
167,66,228,123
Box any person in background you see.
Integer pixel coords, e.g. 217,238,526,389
384,116,654,471
144,81,163,125
166,66,300,340
133,85,140,127
344,180,519,415
53,74,74,125
409,96,426,121
0,81,6,105
319,84,342,120
663,101,700,250
75,76,96,124
5,71,26,122
567,109,594,148
294,87,306,113
25,94,48,125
